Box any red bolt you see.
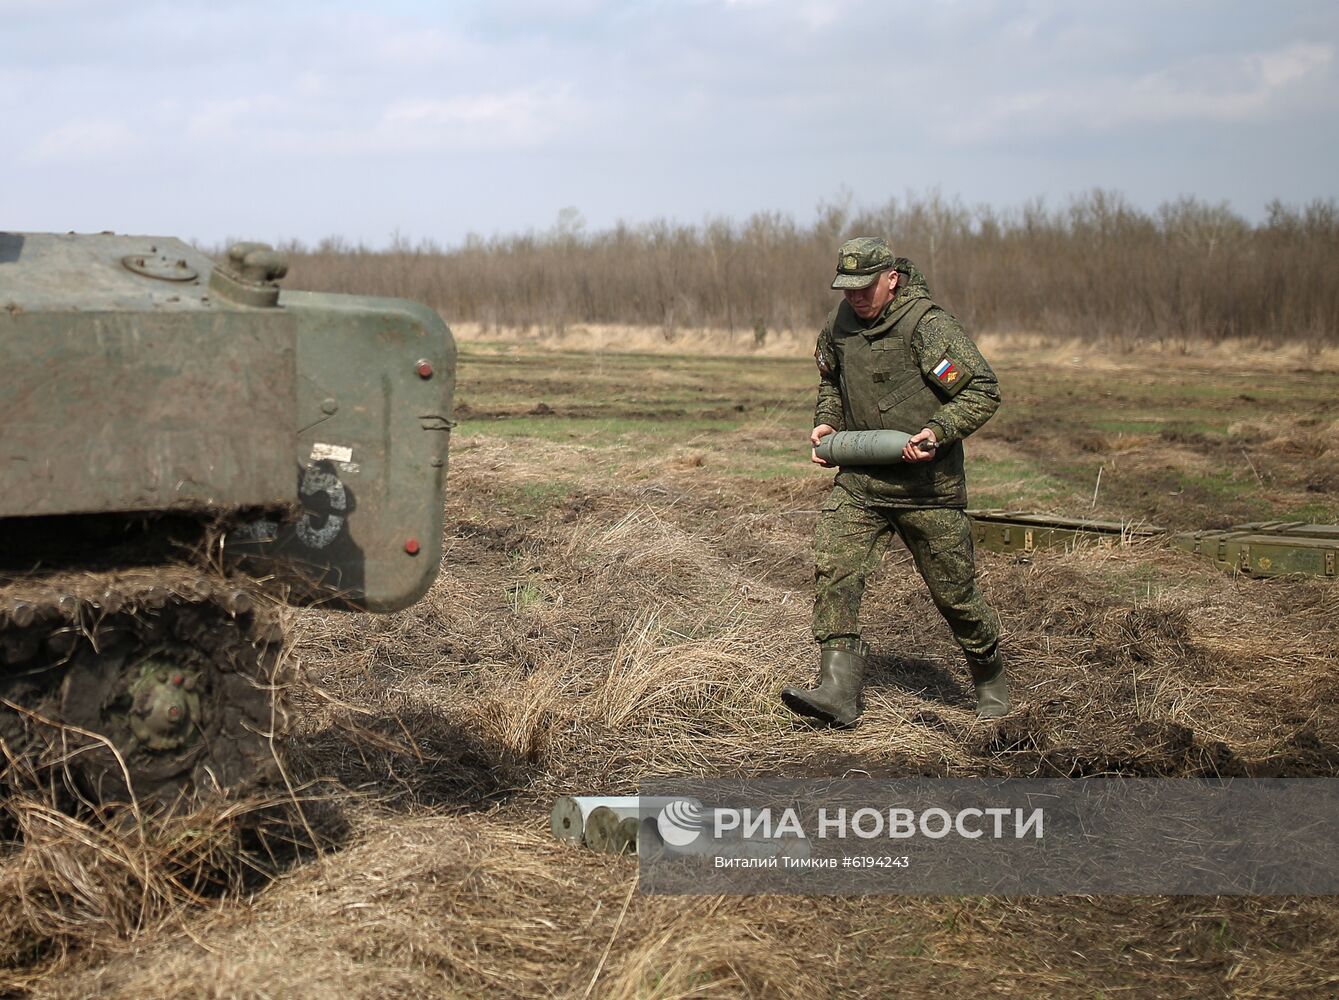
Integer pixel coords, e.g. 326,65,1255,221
415,359,434,379
171,673,184,686
404,538,421,555
168,706,182,721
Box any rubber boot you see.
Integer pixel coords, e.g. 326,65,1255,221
781,641,867,728
967,647,1010,719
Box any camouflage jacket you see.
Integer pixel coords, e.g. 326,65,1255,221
812,257,1000,507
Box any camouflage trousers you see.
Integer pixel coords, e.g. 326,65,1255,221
812,486,1000,658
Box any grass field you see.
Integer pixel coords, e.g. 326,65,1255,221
4,333,1339,998
451,332,1339,529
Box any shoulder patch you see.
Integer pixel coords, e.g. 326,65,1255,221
815,343,834,376
929,353,975,397
931,356,959,385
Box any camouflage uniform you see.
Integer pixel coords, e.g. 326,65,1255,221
812,250,1002,661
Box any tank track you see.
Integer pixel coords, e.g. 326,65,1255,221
0,566,288,814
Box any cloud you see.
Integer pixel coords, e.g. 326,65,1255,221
709,0,844,27
376,87,579,150
185,97,287,142
939,42,1336,144
0,0,106,12
26,118,138,164
1254,43,1333,90
172,84,583,159
296,73,329,99
794,2,841,30
1128,43,1334,122
5,1,1336,242
372,27,460,68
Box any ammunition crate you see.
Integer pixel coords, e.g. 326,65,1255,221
1170,522,1339,578
968,511,1337,579
967,510,1164,556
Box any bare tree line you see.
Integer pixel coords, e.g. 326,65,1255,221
278,190,1339,344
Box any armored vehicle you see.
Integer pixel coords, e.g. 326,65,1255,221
0,232,455,811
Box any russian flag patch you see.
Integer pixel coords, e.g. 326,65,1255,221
932,357,960,385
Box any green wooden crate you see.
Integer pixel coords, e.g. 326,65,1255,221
966,509,1164,556
1169,527,1338,578
967,510,1337,579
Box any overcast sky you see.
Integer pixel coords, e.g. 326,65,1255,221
4,0,1337,246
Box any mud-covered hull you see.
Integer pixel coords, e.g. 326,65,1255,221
1,232,455,811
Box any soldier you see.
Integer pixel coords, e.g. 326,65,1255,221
781,237,1009,725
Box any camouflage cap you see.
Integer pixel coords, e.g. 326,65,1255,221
831,236,894,290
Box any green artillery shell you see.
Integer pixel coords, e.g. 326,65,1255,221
549,795,629,844
637,816,666,860
585,807,645,854
583,807,620,853
549,795,698,846
814,430,925,466
616,817,642,854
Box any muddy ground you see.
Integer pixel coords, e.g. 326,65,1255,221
3,336,1338,998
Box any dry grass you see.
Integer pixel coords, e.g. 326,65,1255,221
0,790,325,992
4,341,1338,998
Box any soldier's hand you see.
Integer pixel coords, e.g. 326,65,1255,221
902,427,938,463
811,424,837,466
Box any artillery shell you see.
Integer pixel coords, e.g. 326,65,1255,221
616,816,642,854
814,429,924,466
549,795,598,844
583,807,624,853
549,795,702,846
584,807,650,854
